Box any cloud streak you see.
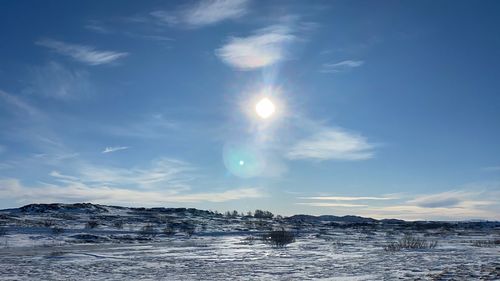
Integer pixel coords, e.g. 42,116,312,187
321,60,364,73
287,127,374,161
26,62,92,100
75,158,194,191
0,90,40,116
36,39,128,65
298,196,396,201
0,156,265,206
297,202,368,207
216,25,295,70
151,0,249,28
296,188,500,221
102,146,129,154
0,178,263,206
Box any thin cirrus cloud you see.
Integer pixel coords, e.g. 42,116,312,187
0,157,265,205
296,188,500,220
151,0,249,28
75,158,195,191
0,178,264,206
286,127,375,161
406,190,495,209
297,202,368,208
321,60,364,73
35,38,128,66
26,61,92,100
102,146,129,154
0,89,40,116
216,25,295,70
298,196,396,201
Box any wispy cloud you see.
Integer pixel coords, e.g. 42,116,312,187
216,25,295,70
101,113,179,139
36,39,128,65
0,90,82,168
84,20,175,44
296,187,500,221
0,90,42,116
151,0,249,28
297,202,368,208
298,196,396,201
286,127,374,161
75,158,194,191
33,152,79,164
296,195,396,210
25,62,92,100
102,146,129,154
407,190,494,209
0,178,264,206
84,20,112,34
321,60,364,73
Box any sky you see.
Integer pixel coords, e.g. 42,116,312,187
0,0,499,220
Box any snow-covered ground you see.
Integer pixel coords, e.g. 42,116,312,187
0,204,498,280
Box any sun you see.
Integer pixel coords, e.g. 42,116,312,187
255,98,275,119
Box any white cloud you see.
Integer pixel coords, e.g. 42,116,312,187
36,39,128,65
0,155,265,206
321,60,364,73
0,178,264,206
298,196,395,201
407,190,494,209
216,25,295,70
102,146,129,154
296,188,500,221
26,61,92,100
297,202,368,208
151,0,249,28
286,127,374,161
76,158,194,191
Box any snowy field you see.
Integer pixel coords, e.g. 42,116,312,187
0,204,498,280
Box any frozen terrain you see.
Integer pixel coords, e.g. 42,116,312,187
0,203,498,280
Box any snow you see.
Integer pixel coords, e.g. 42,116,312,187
0,204,498,280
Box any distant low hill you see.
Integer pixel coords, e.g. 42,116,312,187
2,203,498,230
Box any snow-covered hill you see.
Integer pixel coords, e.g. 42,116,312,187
0,203,498,280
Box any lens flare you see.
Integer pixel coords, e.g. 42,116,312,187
223,143,264,178
255,98,275,119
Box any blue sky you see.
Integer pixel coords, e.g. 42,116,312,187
1,0,499,220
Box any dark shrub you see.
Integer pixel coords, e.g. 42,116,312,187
384,234,438,251
139,223,157,237
471,239,500,247
263,229,295,248
179,222,195,237
43,219,55,227
113,220,124,229
254,209,274,219
163,225,175,236
51,227,65,235
70,234,109,243
0,227,6,236
85,220,99,229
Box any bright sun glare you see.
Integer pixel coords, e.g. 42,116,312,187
255,98,275,119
